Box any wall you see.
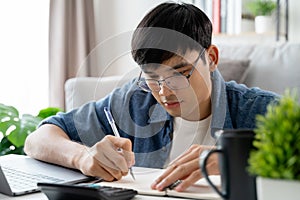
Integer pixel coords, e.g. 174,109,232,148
92,0,194,77
93,0,168,77
289,0,300,42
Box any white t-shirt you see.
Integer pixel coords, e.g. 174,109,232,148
166,115,216,165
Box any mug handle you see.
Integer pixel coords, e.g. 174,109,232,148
200,149,229,199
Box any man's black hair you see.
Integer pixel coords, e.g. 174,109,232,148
131,2,212,66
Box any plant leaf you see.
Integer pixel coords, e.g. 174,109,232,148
0,103,61,155
0,137,24,155
248,89,300,181
37,107,62,119
0,103,19,117
7,114,41,147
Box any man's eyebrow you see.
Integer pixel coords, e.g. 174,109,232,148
168,62,190,71
142,61,190,74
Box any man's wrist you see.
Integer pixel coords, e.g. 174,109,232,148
71,143,88,170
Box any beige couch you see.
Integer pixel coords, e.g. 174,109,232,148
216,42,300,94
65,42,300,111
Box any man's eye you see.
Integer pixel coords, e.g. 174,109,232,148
182,70,189,74
177,65,193,75
179,69,190,76
173,71,182,76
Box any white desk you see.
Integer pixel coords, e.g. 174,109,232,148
0,192,191,200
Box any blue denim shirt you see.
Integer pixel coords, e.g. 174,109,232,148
41,70,278,168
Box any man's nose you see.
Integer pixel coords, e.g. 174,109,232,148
158,81,173,96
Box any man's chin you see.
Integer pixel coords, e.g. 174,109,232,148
165,109,181,118
168,108,201,121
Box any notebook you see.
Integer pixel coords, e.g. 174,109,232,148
98,167,221,200
0,154,92,196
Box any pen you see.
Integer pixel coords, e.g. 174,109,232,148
104,107,135,181
164,180,182,191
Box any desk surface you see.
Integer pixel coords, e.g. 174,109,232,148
0,192,196,200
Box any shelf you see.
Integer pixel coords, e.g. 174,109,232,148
212,32,287,45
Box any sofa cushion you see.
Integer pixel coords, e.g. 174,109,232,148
64,76,132,111
218,59,250,83
215,43,300,95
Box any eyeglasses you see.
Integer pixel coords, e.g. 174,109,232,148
137,49,205,92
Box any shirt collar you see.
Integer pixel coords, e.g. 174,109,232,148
210,69,227,137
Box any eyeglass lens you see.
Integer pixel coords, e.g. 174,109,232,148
145,76,189,91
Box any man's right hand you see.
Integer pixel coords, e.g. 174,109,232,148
75,135,135,181
24,125,134,182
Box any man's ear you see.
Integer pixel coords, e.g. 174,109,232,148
207,45,219,72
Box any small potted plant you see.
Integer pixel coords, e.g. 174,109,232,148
0,103,62,155
246,0,277,33
248,89,300,200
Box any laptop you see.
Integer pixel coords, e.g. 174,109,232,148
0,154,92,196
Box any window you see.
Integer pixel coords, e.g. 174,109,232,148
0,0,49,115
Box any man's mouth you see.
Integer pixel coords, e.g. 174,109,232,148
162,100,183,108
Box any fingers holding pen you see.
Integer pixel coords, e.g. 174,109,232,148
78,135,134,181
76,148,116,181
108,135,135,168
99,135,134,171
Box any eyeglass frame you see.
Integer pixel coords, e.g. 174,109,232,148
136,49,206,92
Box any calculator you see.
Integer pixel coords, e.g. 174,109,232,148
37,182,137,200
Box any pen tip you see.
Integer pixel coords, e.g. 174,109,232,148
130,168,135,180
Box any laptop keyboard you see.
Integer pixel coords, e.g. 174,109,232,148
2,166,64,191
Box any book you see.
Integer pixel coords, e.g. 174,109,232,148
204,0,213,23
226,0,241,34
98,167,221,199
212,0,221,34
220,0,227,33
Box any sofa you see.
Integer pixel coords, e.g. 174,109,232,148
216,42,300,94
65,42,300,111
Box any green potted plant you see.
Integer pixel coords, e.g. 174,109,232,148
0,103,62,155
248,89,300,200
246,0,277,33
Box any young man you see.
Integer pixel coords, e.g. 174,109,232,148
24,2,278,192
